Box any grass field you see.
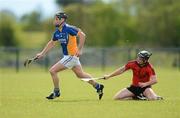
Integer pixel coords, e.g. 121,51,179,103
0,67,180,118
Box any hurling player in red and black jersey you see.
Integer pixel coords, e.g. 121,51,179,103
104,50,163,100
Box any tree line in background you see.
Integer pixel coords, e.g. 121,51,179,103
0,0,180,47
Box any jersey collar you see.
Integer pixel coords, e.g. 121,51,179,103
58,23,66,32
136,60,149,67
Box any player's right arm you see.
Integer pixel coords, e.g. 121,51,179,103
104,65,126,80
36,40,57,59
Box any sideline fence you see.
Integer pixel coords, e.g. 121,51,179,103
0,47,179,72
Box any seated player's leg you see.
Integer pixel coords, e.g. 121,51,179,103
72,65,104,100
143,88,163,100
46,61,67,99
133,93,147,100
113,88,135,100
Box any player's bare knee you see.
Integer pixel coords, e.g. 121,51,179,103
113,96,119,100
114,97,124,100
113,96,118,100
113,95,123,100
49,68,57,75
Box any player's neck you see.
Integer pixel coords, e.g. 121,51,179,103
58,22,65,31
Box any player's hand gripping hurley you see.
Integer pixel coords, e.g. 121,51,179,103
24,57,38,67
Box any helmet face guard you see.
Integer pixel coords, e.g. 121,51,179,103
137,50,152,61
137,50,152,66
54,12,67,27
55,12,68,20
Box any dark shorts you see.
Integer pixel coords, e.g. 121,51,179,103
127,85,151,96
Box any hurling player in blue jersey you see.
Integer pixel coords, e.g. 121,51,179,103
35,11,104,100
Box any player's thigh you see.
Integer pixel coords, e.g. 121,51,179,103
143,88,157,100
49,61,67,73
114,88,134,100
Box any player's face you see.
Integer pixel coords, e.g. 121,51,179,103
137,57,147,65
53,16,64,27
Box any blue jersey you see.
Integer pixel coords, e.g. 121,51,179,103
52,23,79,55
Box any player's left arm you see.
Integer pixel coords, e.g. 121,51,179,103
76,29,86,57
104,65,127,80
139,65,157,88
139,67,158,88
139,75,158,88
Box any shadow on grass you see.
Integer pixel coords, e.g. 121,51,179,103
46,99,101,103
45,98,164,103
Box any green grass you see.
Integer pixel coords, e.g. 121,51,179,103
0,67,180,118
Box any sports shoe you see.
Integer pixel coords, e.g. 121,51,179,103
96,84,104,100
133,94,147,100
46,92,60,100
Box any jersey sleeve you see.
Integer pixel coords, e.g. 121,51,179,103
148,64,156,76
125,62,133,71
67,25,79,36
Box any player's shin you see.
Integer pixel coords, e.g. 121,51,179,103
87,80,97,87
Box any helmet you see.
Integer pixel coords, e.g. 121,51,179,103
55,11,68,20
137,50,152,60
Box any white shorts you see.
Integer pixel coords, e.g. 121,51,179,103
60,55,81,69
